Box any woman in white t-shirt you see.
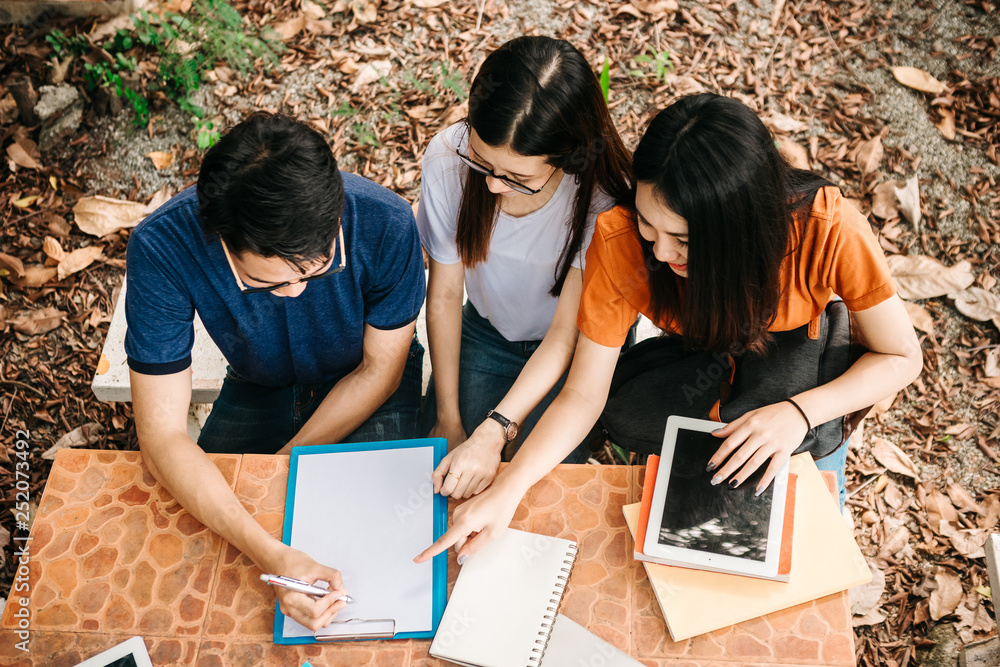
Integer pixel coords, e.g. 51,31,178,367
416,36,631,498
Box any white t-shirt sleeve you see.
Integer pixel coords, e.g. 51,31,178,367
571,187,616,271
415,126,467,266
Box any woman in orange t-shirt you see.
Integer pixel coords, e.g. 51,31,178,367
416,93,922,564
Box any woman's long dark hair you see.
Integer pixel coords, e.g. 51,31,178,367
456,36,632,296
632,93,832,355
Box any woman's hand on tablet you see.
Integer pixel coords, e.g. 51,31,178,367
706,401,810,494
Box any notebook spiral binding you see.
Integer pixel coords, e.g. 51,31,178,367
526,542,579,666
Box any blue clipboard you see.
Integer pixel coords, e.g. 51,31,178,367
273,438,448,644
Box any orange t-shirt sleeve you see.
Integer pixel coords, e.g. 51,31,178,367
578,208,640,348
819,189,897,312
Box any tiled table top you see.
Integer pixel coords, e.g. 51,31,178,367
0,450,855,666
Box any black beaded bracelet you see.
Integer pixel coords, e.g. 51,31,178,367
784,398,812,431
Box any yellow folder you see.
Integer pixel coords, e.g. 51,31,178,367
623,453,871,641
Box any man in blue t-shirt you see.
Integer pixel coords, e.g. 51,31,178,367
125,113,425,632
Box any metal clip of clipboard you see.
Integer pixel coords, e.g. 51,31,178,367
314,618,397,641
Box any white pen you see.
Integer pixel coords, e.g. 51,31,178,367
259,574,355,602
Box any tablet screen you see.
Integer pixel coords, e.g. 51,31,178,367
102,658,139,667
657,427,774,561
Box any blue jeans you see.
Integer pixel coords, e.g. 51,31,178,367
813,436,849,510
420,301,588,463
198,336,424,454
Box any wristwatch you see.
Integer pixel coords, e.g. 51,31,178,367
485,410,519,443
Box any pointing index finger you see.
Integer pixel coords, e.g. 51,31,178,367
414,528,460,563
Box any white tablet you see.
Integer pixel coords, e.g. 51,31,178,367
642,416,790,580
72,636,153,667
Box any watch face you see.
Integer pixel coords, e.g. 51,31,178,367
506,422,519,441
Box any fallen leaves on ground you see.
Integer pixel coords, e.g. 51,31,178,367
56,245,103,280
8,306,64,335
893,175,921,226
144,151,174,170
41,423,105,460
949,287,1000,323
72,195,149,236
891,66,947,95
887,255,976,300
870,437,920,480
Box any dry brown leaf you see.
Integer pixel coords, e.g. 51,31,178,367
884,478,904,510
11,265,58,288
352,60,393,92
630,0,679,14
41,422,105,460
665,74,705,96
894,175,921,226
0,252,26,279
306,18,336,34
979,495,1000,530
871,436,921,480
942,524,988,558
410,0,448,6
441,102,468,128
57,245,104,280
856,136,883,175
925,487,959,533
947,482,980,513
43,236,65,263
935,107,956,141
871,181,900,220
44,213,72,237
6,142,41,170
985,348,1000,378
272,14,306,40
948,287,1000,322
764,113,808,134
852,607,887,627
145,151,174,170
955,592,995,641
887,255,975,300
891,66,947,95
352,0,378,22
302,0,326,19
145,186,172,214
10,306,64,335
877,525,910,559
73,195,149,236
870,392,897,419
776,136,809,170
903,301,934,333
929,569,964,620
851,561,886,616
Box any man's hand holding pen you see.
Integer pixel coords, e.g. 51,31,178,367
264,545,350,632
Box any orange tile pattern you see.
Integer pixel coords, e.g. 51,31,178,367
0,452,855,666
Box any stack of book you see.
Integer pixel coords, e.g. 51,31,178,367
626,419,871,641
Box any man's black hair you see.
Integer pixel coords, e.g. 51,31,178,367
197,112,344,270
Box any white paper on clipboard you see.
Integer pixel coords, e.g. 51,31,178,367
282,445,436,639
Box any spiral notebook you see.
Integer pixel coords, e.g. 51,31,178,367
429,528,578,667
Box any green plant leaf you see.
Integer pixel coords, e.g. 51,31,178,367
600,57,611,104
